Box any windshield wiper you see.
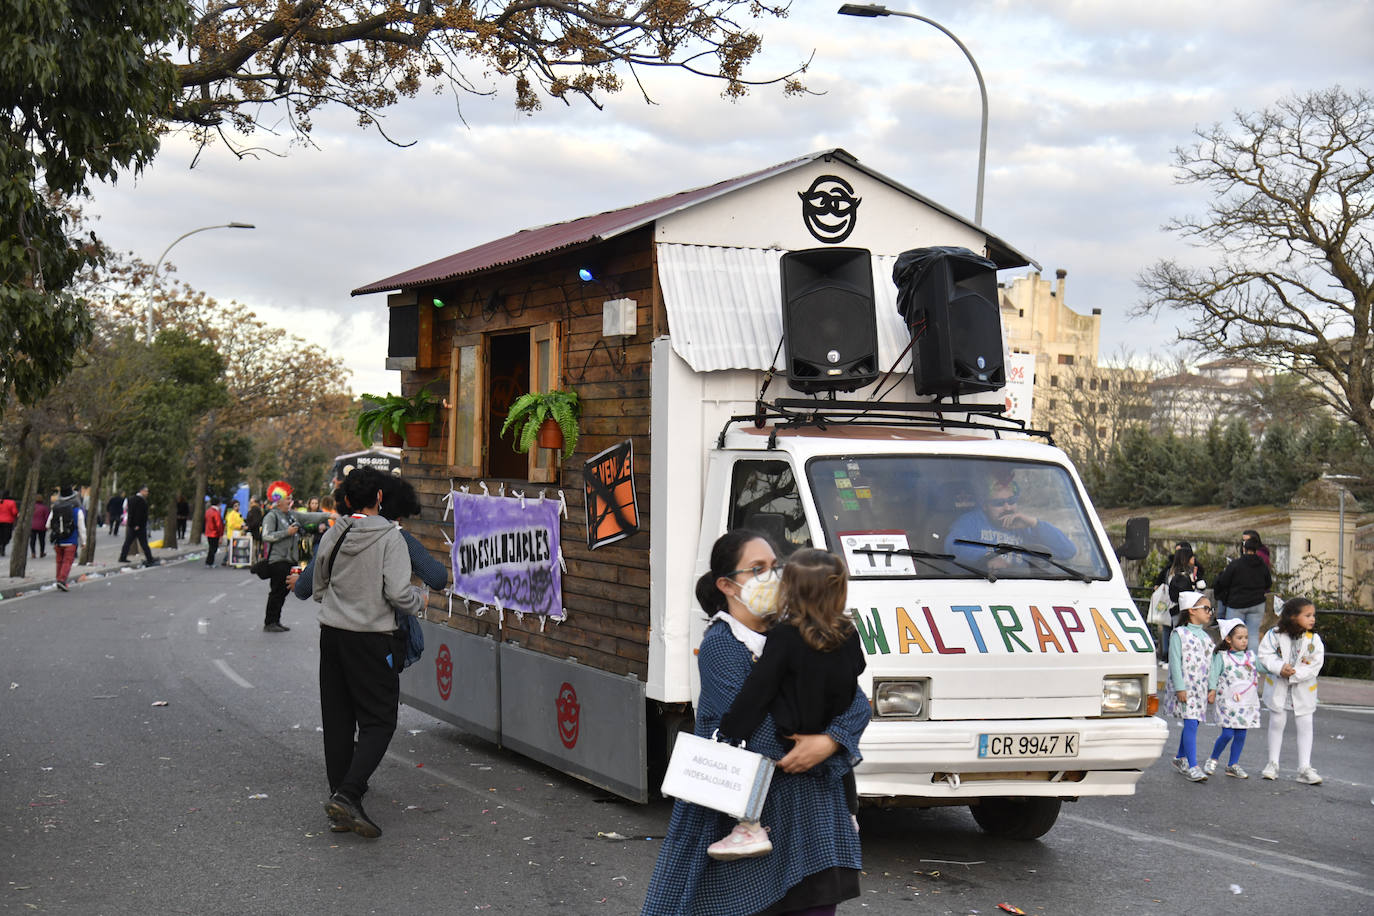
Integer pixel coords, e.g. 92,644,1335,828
951,539,1094,583
854,546,995,582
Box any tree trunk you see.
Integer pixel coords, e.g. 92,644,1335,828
81,439,107,566
162,503,178,550
190,462,210,545
8,440,39,580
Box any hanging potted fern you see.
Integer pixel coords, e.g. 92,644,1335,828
500,389,581,460
400,388,441,449
356,393,409,447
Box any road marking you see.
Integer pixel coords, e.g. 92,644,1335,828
1188,831,1365,877
383,751,543,819
214,659,254,689
1061,813,1373,898
208,592,227,605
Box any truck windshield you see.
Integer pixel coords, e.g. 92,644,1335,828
807,456,1112,581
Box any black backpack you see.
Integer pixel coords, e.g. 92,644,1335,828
51,505,76,541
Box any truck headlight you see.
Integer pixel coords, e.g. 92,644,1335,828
1101,676,1146,716
874,679,929,719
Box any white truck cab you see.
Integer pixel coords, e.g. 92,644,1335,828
682,409,1166,839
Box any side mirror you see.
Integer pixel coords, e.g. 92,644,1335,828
1121,517,1150,561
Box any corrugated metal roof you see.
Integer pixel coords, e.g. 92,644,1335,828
657,243,913,374
352,149,1035,296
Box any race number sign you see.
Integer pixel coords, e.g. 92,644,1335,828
452,491,564,618
838,530,918,577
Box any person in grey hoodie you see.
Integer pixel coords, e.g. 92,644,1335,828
314,467,422,839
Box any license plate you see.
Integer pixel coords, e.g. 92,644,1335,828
978,733,1079,759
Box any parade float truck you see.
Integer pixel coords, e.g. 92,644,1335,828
354,149,1167,839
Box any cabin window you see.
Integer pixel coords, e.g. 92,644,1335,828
448,320,562,482
728,460,811,558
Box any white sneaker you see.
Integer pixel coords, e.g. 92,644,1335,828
1260,761,1279,780
1203,757,1218,776
1296,766,1323,785
1171,756,1189,774
1226,764,1249,779
1185,766,1208,782
707,821,772,860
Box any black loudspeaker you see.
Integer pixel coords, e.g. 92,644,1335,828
780,247,879,393
388,303,418,359
893,246,1004,395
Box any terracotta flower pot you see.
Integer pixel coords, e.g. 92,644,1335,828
401,422,428,450
537,417,564,451
381,429,403,448
404,421,431,449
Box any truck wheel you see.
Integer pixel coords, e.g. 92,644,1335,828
969,798,1061,840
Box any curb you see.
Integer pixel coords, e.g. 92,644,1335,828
0,548,203,601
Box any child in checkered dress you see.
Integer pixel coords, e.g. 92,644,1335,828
1166,591,1215,782
1203,618,1260,778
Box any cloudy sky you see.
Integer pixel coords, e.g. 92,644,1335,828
86,0,1374,397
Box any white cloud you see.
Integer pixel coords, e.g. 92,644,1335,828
83,0,1373,396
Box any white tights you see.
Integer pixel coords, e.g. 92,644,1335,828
1266,709,1314,769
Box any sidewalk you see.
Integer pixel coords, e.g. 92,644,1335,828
0,527,204,600
1156,661,1374,709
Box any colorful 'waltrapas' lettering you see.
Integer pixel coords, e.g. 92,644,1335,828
848,604,1154,656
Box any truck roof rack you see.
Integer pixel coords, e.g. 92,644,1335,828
716,397,1055,450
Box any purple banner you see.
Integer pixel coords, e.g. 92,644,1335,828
451,491,563,618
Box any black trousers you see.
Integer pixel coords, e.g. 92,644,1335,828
319,625,400,800
120,525,153,562
204,536,220,566
30,529,46,556
0,522,12,555
264,561,293,625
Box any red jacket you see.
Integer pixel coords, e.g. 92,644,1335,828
204,505,225,538
0,498,16,525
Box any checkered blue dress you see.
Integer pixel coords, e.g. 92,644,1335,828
641,620,868,916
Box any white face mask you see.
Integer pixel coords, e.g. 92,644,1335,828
736,568,782,618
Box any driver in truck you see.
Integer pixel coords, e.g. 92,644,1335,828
947,473,1077,571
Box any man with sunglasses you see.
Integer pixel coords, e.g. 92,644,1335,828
947,475,1076,570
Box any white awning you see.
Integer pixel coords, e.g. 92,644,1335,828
656,243,913,374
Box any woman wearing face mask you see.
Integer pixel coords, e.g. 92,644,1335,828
642,530,870,916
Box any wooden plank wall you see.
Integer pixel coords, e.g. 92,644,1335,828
395,229,657,680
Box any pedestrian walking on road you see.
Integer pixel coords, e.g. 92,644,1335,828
1203,619,1260,779
0,491,17,557
221,499,244,567
203,500,224,567
1215,539,1272,639
314,468,423,839
106,493,124,537
1258,597,1325,785
118,486,156,566
260,490,300,632
1167,591,1215,783
48,486,86,591
245,497,264,562
30,495,50,558
176,495,190,540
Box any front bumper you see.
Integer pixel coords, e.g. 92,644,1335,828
854,714,1169,799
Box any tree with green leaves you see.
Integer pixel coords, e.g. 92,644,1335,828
1139,86,1374,452
1,0,804,414
1,0,188,412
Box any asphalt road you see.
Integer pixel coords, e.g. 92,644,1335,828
2,559,1371,915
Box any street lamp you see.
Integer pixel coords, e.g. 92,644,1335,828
1323,473,1360,607
837,3,989,225
146,222,256,344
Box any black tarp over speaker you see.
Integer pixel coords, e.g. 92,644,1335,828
893,246,1004,396
780,247,879,393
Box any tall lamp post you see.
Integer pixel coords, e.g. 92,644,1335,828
838,3,988,225
1323,473,1360,607
146,222,256,344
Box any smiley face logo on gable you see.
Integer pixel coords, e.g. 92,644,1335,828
799,175,862,244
